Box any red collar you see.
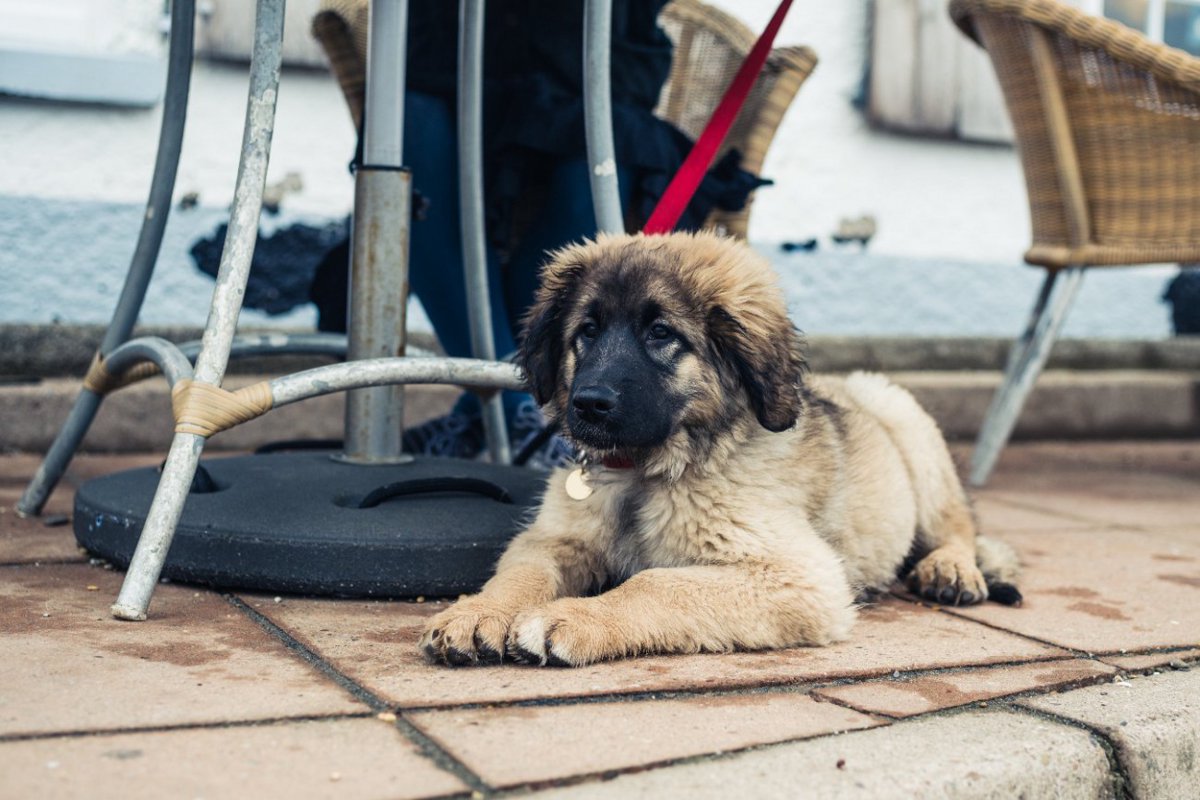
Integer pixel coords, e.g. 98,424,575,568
600,455,637,470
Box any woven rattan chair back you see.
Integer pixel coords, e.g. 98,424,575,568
656,0,815,237
312,0,816,239
951,0,1200,269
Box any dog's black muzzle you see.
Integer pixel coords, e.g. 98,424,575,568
566,326,674,450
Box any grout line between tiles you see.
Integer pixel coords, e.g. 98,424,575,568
814,665,1123,721
225,594,492,797
396,654,1098,715
0,712,374,745
889,591,1099,656
0,558,88,569
483,720,890,798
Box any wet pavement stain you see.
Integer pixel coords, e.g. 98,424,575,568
1066,601,1132,621
899,678,972,707
1043,586,1101,599
1158,573,1200,589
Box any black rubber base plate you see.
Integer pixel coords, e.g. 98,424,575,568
74,453,549,598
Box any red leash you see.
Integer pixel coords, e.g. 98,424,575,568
642,0,795,235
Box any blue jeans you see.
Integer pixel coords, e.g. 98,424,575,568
404,91,631,420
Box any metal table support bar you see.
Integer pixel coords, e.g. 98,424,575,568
16,0,195,518
583,0,624,235
342,0,411,464
270,357,523,407
458,0,511,464
113,0,286,621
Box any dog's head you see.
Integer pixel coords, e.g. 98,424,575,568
518,232,806,467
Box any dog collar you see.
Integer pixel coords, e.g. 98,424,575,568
600,455,636,470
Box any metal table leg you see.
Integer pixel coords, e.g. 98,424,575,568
17,0,195,518
584,0,624,234
458,0,511,464
112,0,286,620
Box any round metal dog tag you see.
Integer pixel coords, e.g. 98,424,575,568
564,468,593,500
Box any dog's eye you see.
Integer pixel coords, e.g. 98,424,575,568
648,323,673,341
579,321,600,340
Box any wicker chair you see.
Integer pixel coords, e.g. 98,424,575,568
950,0,1200,486
311,0,817,239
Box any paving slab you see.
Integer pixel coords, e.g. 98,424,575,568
409,691,880,788
251,594,1062,708
0,564,367,736
970,495,1095,533
1020,669,1200,799
944,528,1200,653
971,440,1199,533
1099,648,1200,672
529,710,1115,800
983,470,1199,531
0,717,466,800
1142,525,1200,547
812,658,1115,718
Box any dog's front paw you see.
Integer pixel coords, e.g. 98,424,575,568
507,600,620,668
419,598,514,667
907,546,988,606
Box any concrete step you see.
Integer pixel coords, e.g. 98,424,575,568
2,369,1197,453
4,325,1200,378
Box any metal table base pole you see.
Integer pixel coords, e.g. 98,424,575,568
17,0,195,517
340,0,412,464
113,0,285,620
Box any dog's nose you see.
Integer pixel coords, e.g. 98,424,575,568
573,385,618,423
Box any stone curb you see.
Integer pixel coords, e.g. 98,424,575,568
531,708,1117,799
532,668,1200,799
1019,667,1200,798
1,369,1197,452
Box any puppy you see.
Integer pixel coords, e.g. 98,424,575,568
421,231,1020,667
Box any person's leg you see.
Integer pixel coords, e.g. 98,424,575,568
495,159,633,466
401,92,521,458
404,91,516,359
502,159,633,339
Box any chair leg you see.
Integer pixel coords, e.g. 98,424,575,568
16,390,103,516
111,0,284,620
969,266,1085,487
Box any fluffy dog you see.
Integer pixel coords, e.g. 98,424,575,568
421,231,1020,667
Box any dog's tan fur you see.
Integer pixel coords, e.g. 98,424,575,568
420,232,1018,667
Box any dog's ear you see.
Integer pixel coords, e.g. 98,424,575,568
707,305,806,432
518,261,585,406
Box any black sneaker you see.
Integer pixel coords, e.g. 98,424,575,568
401,409,485,459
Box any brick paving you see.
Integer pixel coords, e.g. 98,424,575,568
1,441,1198,798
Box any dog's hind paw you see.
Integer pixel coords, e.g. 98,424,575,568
419,600,512,667
907,546,989,607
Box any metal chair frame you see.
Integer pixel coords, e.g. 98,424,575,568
18,0,629,620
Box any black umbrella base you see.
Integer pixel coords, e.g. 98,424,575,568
74,452,549,598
